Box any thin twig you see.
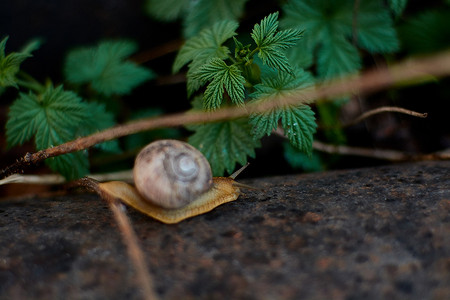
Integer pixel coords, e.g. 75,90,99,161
274,128,450,161
312,141,450,161
0,170,134,186
2,50,450,179
341,106,428,128
108,201,159,300
131,39,183,64
78,178,159,300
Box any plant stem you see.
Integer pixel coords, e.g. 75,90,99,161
16,71,45,93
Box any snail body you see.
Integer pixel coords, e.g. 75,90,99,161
98,140,248,224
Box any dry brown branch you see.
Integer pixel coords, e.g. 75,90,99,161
2,50,450,179
341,106,428,128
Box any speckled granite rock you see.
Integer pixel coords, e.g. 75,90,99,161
0,161,449,299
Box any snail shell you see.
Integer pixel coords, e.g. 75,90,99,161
133,140,213,209
97,140,251,224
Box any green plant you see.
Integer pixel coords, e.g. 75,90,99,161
4,0,450,181
3,38,155,179
173,12,317,175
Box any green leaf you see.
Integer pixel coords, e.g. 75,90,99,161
5,91,43,147
46,151,90,182
145,0,190,21
281,0,399,78
283,142,323,172
251,67,315,100
0,36,31,88
65,40,154,96
388,0,408,17
188,119,260,176
193,58,245,110
317,36,361,79
80,102,120,153
173,20,238,73
249,68,316,154
281,105,316,154
399,10,450,54
356,0,399,53
251,12,303,74
6,85,90,179
20,38,43,55
182,0,248,38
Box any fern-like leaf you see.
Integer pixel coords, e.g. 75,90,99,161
0,37,32,88
188,119,260,176
251,12,303,74
249,68,316,154
173,20,238,73
193,58,245,110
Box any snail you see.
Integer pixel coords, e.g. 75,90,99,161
96,139,251,224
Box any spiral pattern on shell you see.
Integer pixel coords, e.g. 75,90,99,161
133,140,213,209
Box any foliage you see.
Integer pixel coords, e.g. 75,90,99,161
188,118,260,175
64,40,155,96
6,85,91,179
399,9,450,54
249,68,316,154
0,36,33,88
145,0,248,38
4,39,154,179
6,0,448,180
175,12,315,175
281,0,399,79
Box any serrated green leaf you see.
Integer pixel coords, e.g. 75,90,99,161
317,37,361,79
249,108,281,138
188,119,260,176
356,0,399,53
281,105,316,154
0,36,31,88
6,92,43,147
173,20,238,73
251,12,280,46
182,0,248,38
285,41,314,69
81,102,120,153
193,58,245,109
46,151,90,182
281,0,399,78
6,84,91,179
65,40,154,96
251,12,303,74
249,68,316,153
145,0,190,21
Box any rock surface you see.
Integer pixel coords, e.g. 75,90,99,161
0,161,449,299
